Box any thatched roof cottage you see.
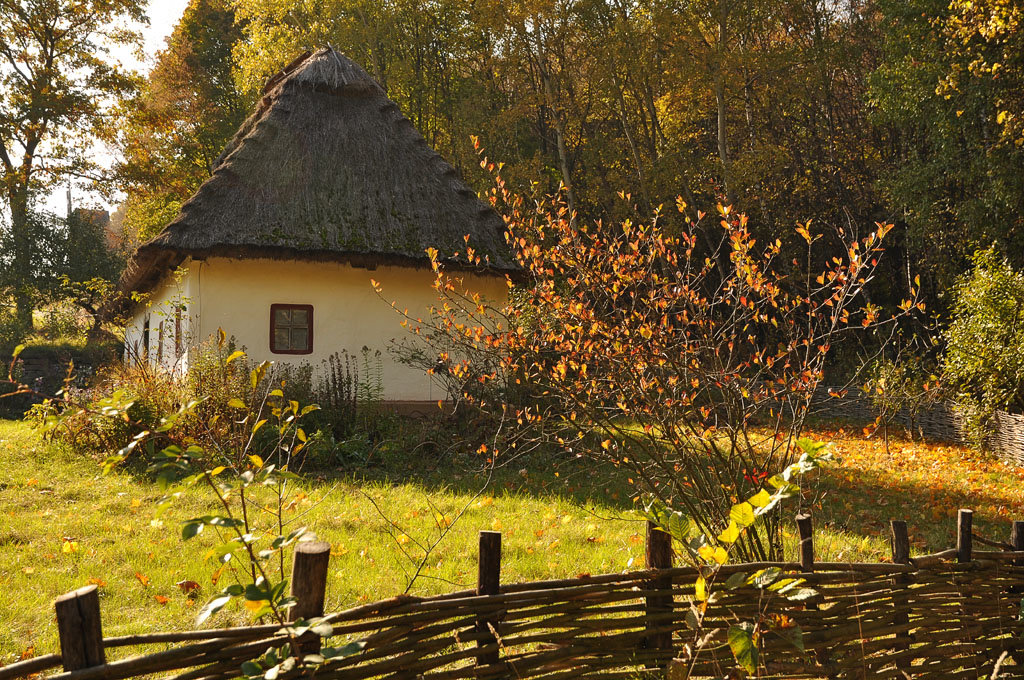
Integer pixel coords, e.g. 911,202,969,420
119,47,513,404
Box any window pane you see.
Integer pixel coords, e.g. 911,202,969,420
274,327,291,350
274,309,291,326
291,309,308,326
291,328,309,351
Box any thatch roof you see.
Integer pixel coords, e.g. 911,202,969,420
118,47,515,301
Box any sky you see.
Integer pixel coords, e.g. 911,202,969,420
42,0,191,216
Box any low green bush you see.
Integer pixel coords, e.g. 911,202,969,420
943,247,1024,445
29,337,402,469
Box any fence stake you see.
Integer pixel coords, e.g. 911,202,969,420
1011,521,1024,559
957,509,973,563
476,530,502,668
641,519,673,659
289,541,331,654
890,520,912,669
796,513,814,572
55,585,105,671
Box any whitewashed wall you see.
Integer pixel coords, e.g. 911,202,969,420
125,257,508,403
124,263,196,373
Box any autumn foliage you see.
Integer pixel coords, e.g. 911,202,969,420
396,154,921,561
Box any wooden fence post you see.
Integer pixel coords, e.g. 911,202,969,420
1012,521,1024,669
55,585,105,671
476,530,502,668
641,519,673,658
796,513,814,572
1011,521,1024,561
890,520,912,669
957,509,973,563
289,541,331,654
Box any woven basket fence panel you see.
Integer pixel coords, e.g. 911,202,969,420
66,559,1023,680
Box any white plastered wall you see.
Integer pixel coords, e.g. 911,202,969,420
124,262,196,373
127,257,509,402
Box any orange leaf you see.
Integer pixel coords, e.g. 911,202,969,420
176,579,200,594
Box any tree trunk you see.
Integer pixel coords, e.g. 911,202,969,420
714,72,735,206
713,0,735,206
538,62,577,217
612,73,650,209
8,185,33,335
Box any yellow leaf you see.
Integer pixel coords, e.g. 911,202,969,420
748,489,772,508
244,599,269,613
719,521,741,544
62,541,78,554
695,576,707,601
248,455,263,468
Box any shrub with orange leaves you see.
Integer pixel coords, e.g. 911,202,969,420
395,152,920,561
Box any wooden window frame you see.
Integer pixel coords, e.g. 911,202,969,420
157,320,165,364
175,306,183,357
270,303,314,355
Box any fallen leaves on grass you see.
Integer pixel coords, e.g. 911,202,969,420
811,427,1024,554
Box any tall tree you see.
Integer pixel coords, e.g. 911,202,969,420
114,0,251,245
0,0,144,334
869,0,1024,294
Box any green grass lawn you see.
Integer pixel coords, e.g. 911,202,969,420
0,419,644,663
2,417,1023,665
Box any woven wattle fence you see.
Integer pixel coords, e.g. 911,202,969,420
3,514,1024,680
811,388,1024,467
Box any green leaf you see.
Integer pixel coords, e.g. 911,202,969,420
768,577,804,593
684,607,699,630
321,641,367,659
310,621,334,637
749,567,782,588
241,661,263,677
182,522,204,540
730,502,755,528
784,587,818,601
196,594,232,625
728,623,758,673
776,623,805,653
724,571,748,589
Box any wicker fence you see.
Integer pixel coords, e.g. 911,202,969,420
811,388,1024,467
3,512,1024,680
